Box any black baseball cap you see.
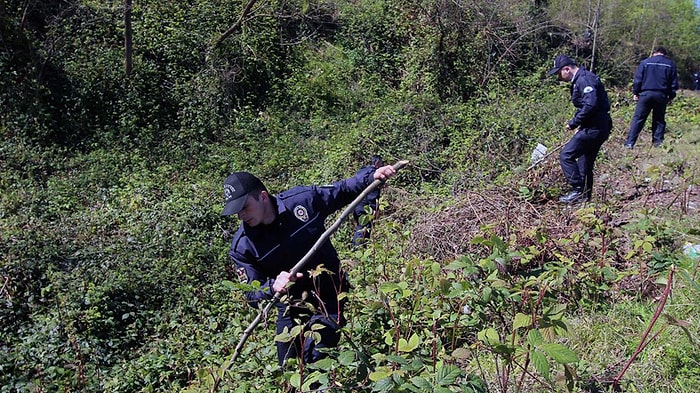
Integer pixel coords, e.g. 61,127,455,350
548,54,576,75
221,172,265,216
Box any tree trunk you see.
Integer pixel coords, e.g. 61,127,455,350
124,0,132,77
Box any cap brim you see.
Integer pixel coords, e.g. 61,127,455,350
221,195,247,216
548,66,562,75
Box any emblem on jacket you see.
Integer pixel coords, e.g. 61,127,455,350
236,267,248,284
294,205,309,222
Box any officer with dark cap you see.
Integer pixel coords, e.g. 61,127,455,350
548,54,611,204
221,164,397,365
624,46,679,148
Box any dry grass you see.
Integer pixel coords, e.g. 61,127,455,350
389,115,699,292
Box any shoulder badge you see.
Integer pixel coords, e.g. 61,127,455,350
294,205,309,222
583,86,594,94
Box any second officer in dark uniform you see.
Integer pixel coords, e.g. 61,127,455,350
221,164,397,366
624,46,679,148
548,54,611,204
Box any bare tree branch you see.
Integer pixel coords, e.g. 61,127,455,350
211,0,259,50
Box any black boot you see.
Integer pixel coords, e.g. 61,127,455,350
558,189,587,204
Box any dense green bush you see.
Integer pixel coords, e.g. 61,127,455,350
2,0,700,392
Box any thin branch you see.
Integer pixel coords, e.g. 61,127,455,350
211,0,259,50
612,266,675,388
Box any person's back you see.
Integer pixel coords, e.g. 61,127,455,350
625,46,678,148
633,52,678,98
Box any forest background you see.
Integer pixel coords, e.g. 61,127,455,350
2,0,700,392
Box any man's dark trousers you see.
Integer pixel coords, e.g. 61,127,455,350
626,91,669,146
559,126,610,199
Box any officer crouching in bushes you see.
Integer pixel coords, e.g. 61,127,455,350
221,165,396,365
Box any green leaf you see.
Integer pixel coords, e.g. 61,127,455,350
481,286,492,302
369,367,392,382
379,282,399,294
531,350,550,380
513,313,532,329
410,376,432,389
310,357,333,370
527,329,543,346
435,364,461,386
477,327,500,345
220,280,237,290
383,330,394,346
386,355,409,365
539,343,579,364
301,371,322,390
398,333,421,352
338,350,356,366
679,270,700,291
373,376,394,391
289,372,301,388
444,259,470,270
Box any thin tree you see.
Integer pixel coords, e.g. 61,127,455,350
124,0,132,77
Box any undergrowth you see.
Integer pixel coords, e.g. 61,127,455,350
2,91,699,393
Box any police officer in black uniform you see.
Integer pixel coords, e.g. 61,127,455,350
548,54,611,204
221,165,396,366
624,46,679,148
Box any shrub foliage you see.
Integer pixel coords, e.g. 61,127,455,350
1,0,699,392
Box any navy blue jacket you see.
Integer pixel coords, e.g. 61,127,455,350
632,54,678,99
229,169,376,311
568,68,611,130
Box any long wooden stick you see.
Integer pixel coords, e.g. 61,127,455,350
211,160,409,392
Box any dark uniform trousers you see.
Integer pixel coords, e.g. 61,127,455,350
626,91,669,146
559,118,611,198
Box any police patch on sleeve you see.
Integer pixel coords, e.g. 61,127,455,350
294,205,309,222
583,86,594,94
236,267,249,284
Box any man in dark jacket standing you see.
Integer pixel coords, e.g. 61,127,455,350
221,164,396,366
548,54,612,204
624,46,678,148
